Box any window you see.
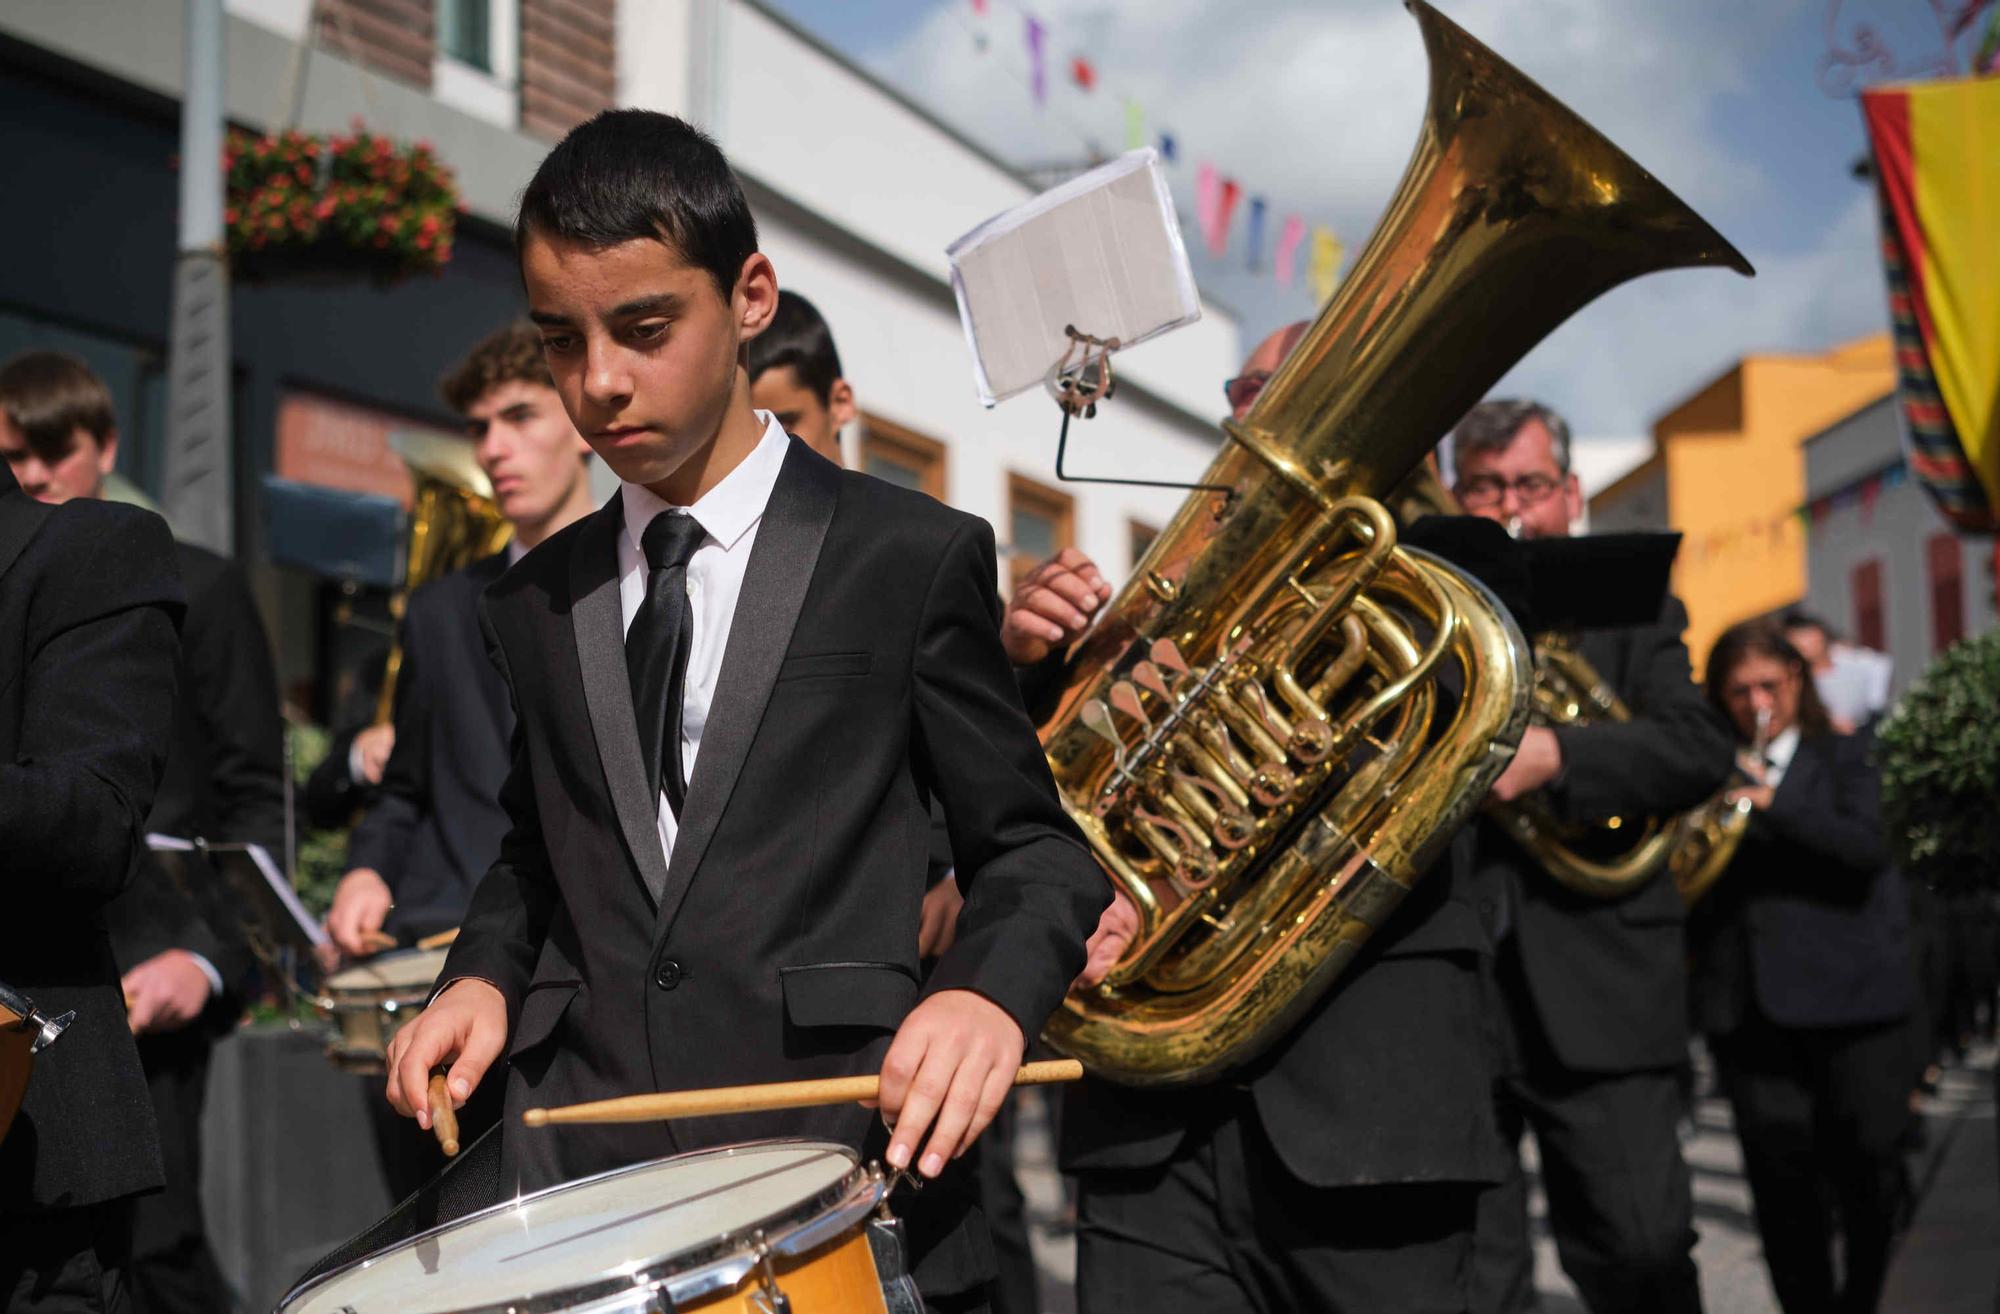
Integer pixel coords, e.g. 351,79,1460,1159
1852,558,1886,653
438,0,492,71
858,414,946,500
1008,474,1075,596
1128,518,1160,571
1927,533,1964,654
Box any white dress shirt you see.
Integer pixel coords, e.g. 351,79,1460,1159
617,413,791,863
1761,725,1801,788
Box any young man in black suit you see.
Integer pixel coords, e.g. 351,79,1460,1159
747,289,856,467
324,322,597,961
319,322,596,1198
1694,622,1911,1314
1019,324,1516,1314
383,110,1109,1307
0,457,183,1313
1,351,282,1314
1451,400,1734,1314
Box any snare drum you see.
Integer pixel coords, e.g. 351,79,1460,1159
314,948,449,1074
277,1140,917,1314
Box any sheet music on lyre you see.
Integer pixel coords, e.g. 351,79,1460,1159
947,148,1200,407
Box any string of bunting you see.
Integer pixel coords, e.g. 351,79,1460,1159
958,0,1346,302
1679,461,1909,566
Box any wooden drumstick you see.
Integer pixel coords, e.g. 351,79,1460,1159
522,1059,1084,1128
416,928,460,951
427,1072,460,1155
358,930,398,955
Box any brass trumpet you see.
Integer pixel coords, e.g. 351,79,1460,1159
1039,0,1750,1085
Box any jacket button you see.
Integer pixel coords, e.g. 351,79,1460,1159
654,959,683,990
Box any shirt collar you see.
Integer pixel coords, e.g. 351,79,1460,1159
619,412,791,559
1765,725,1801,774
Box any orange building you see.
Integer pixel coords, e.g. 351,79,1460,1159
1590,335,1895,666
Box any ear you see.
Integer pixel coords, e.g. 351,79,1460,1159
95,428,120,476
1562,472,1583,524
734,252,779,344
828,378,857,429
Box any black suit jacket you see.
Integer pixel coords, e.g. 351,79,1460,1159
442,441,1106,1198
1061,517,1531,1190
346,552,514,941
104,542,283,1024
1476,595,1734,1074
1692,729,1912,1035
0,465,183,1214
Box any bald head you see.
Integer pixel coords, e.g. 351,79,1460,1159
1229,321,1310,421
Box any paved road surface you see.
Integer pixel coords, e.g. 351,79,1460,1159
1010,1048,1996,1313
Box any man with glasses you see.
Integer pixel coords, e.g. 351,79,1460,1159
1451,400,1732,1314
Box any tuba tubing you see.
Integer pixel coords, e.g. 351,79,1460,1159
1038,0,1752,1085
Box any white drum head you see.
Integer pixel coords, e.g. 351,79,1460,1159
325,948,450,993
280,1141,866,1314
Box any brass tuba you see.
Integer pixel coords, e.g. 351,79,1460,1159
1039,0,1751,1085
374,433,514,723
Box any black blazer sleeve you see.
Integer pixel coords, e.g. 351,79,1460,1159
1752,729,1889,881
909,519,1110,1038
3,504,184,902
345,601,435,886
302,724,366,830
1548,596,1734,823
179,551,287,853
433,600,560,1019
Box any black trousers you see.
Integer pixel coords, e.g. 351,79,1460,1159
1074,1097,1479,1314
973,1099,1037,1314
126,1031,230,1314
1473,959,1701,1314
1711,1014,1909,1314
0,1201,135,1314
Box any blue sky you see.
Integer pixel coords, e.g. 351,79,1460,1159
763,0,1987,446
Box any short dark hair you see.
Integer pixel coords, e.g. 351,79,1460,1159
746,291,843,404
0,351,116,460
514,109,759,303
1705,619,1835,739
1779,608,1836,642
1451,399,1573,475
440,321,555,415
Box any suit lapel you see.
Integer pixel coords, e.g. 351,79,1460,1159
567,493,674,907
655,442,839,936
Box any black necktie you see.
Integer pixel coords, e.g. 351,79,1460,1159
627,511,707,817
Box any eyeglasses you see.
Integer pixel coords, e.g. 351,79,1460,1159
1223,371,1272,413
1454,473,1564,509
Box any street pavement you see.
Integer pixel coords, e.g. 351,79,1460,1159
1011,1047,1998,1314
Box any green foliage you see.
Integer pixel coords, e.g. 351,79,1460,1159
286,718,347,919
1876,628,2000,891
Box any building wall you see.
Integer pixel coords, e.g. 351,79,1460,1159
1589,456,1669,533
1616,337,1896,666
519,0,614,140
1802,397,1998,695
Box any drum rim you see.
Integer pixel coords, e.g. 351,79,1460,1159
0,981,33,1025
276,1137,889,1314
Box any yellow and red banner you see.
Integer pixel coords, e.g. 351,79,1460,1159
1862,75,2000,532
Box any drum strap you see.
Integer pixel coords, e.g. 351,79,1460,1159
291,1122,504,1290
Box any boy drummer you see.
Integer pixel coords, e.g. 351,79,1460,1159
383,109,1109,1306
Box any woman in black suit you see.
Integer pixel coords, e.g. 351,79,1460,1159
1694,620,1913,1314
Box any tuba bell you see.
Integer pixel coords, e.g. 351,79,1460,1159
1039,0,1751,1086
374,433,514,724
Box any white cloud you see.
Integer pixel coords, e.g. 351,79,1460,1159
861,0,1883,440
